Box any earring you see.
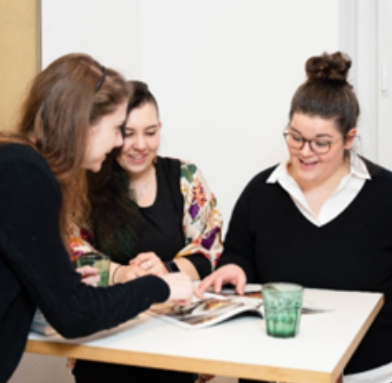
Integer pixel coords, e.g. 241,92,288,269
153,156,158,164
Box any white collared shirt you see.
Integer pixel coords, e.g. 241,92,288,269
267,153,371,227
267,153,392,382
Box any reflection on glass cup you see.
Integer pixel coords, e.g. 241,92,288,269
76,252,110,287
263,282,304,338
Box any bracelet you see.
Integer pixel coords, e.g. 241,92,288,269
111,264,122,285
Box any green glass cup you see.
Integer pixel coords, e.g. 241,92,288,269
263,282,304,338
76,252,110,287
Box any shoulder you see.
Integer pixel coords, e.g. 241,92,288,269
158,156,201,182
179,159,211,187
244,164,279,192
362,157,392,185
180,159,199,177
0,142,38,159
0,143,50,172
0,143,57,189
157,156,181,174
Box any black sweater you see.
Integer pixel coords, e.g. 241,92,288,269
219,163,392,374
0,144,170,383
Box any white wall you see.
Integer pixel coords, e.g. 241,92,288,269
41,0,339,228
41,0,142,78
377,0,392,168
139,0,339,227
12,1,339,383
339,0,378,162
339,0,392,170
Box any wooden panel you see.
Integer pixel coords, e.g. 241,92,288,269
0,0,40,131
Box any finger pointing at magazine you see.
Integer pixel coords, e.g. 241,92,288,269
197,265,247,297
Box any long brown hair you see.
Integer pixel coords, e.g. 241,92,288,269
16,53,128,244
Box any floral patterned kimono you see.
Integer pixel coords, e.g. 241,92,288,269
69,158,223,271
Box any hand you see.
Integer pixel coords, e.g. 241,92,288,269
196,264,247,297
130,252,168,277
116,263,140,283
76,266,100,287
160,272,193,306
116,252,168,283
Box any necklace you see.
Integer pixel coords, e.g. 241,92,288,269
137,178,150,200
132,168,155,202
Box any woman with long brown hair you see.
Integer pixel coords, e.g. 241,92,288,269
0,53,192,383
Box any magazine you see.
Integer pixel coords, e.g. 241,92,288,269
148,293,263,330
148,284,331,330
31,309,57,336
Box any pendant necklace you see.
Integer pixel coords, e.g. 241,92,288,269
134,168,154,202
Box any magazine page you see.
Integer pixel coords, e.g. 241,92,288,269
148,293,263,330
216,284,332,315
148,284,331,330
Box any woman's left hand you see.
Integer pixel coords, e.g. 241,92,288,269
130,252,168,277
76,266,100,287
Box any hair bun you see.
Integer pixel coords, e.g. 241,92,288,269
305,52,351,83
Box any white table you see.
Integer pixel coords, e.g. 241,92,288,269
26,288,383,383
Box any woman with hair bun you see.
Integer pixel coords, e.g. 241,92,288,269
198,52,392,383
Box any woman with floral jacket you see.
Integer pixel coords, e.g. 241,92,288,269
70,81,223,383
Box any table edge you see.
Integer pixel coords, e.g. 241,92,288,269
331,293,384,379
25,340,332,382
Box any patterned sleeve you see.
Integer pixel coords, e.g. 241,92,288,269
176,161,223,269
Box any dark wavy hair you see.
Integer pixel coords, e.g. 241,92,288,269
87,81,158,263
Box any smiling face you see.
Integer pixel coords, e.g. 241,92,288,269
117,102,161,179
82,101,127,172
287,113,356,189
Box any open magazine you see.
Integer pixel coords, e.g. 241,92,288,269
148,293,262,330
30,285,330,335
148,284,331,330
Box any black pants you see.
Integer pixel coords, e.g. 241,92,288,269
73,360,194,383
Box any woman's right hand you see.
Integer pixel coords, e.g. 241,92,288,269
160,272,193,305
196,264,247,297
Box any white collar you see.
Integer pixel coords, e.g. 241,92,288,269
267,152,371,185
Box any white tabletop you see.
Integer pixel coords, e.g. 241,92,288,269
26,287,383,383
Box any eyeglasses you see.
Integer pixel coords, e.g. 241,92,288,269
283,131,340,155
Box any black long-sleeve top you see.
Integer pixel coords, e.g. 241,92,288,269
218,162,392,375
0,144,170,383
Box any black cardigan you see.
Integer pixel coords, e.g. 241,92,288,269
0,144,170,383
219,161,392,374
